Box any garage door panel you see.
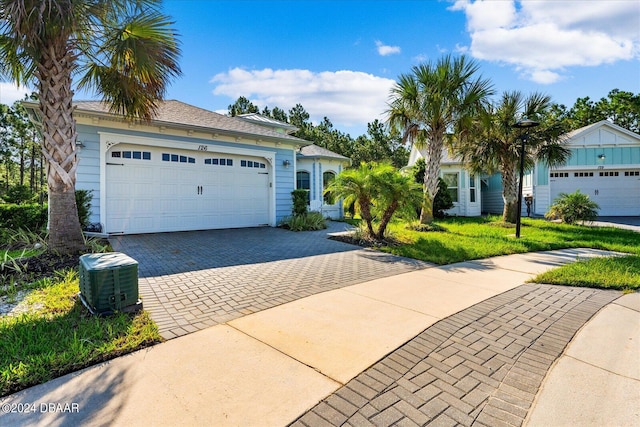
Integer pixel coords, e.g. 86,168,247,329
106,145,271,234
550,169,640,216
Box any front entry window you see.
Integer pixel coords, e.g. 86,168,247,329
323,171,336,204
297,171,311,205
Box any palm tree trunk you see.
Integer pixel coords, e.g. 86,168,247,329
501,163,519,223
358,197,376,237
37,41,85,254
419,133,444,224
376,200,399,240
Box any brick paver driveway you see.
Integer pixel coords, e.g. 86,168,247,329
110,222,432,339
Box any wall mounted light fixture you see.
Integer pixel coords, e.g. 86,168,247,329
283,159,291,168
598,154,606,160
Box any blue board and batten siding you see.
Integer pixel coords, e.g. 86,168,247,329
75,123,297,230
76,124,102,225
566,147,640,166
274,149,295,223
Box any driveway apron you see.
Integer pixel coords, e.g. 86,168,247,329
110,222,433,339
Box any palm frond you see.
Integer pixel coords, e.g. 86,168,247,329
77,8,181,120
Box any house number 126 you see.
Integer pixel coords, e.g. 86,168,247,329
197,145,208,151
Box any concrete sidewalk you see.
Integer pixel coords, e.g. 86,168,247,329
1,248,636,426
525,292,640,426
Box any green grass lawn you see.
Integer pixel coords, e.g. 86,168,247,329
381,216,640,265
0,270,162,397
532,255,640,292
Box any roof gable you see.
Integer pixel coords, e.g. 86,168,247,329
565,120,640,147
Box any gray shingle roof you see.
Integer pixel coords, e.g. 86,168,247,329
297,144,350,161
73,100,307,144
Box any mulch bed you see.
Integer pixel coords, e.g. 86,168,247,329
1,252,81,285
328,232,401,248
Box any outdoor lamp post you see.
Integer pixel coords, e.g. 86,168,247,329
513,118,539,238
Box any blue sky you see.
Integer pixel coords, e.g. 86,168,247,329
1,0,638,136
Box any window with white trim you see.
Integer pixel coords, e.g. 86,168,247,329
323,171,336,204
442,172,459,203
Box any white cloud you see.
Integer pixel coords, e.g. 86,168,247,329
450,0,639,84
211,68,396,129
413,53,429,64
454,43,469,54
0,82,32,105
375,40,401,56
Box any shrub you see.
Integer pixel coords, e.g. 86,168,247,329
280,211,327,231
0,203,47,231
433,177,454,218
406,223,446,232
75,189,93,228
411,158,454,218
2,185,35,204
545,190,599,224
291,189,309,216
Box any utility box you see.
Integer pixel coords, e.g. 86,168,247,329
79,252,143,315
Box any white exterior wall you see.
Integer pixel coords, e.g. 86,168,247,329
440,165,481,217
296,158,346,219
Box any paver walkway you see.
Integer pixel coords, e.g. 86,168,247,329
291,284,620,427
1,249,633,427
110,223,432,339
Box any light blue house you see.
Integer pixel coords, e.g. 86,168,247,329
409,120,640,217
483,120,640,217
64,100,347,235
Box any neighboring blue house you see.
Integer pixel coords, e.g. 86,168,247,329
41,100,348,235
408,120,640,217
483,120,640,217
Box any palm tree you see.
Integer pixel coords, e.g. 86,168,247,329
328,163,377,236
0,0,181,253
454,91,571,223
388,54,493,224
327,162,421,240
374,165,422,239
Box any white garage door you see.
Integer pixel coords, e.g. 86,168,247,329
106,145,270,234
550,169,640,216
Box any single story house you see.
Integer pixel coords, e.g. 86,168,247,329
237,113,350,219
528,120,640,217
408,120,640,217
29,100,349,235
407,146,482,217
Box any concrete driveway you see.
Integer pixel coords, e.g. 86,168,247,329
110,222,433,339
590,216,640,232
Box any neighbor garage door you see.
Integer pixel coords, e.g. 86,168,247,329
106,144,270,234
550,169,640,216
